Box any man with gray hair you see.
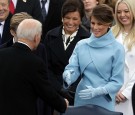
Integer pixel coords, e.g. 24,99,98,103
16,19,42,50
0,19,68,115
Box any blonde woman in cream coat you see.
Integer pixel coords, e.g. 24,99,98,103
112,0,135,115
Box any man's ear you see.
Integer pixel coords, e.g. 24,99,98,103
34,34,40,46
33,34,38,43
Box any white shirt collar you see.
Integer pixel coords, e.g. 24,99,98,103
0,21,5,36
12,0,17,8
62,27,78,50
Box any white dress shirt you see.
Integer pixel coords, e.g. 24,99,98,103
62,28,78,50
0,21,5,37
12,0,17,8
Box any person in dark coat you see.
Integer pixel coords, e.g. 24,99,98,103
40,0,66,40
0,12,53,115
44,0,90,106
11,0,42,22
0,0,13,45
132,83,135,115
0,18,68,115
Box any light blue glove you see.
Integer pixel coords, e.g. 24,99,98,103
63,71,72,86
78,85,108,99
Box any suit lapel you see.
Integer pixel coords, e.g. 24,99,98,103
45,0,55,23
15,0,23,12
2,13,13,44
66,34,80,58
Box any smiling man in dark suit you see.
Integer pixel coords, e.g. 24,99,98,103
39,0,66,39
0,0,13,45
10,0,42,22
0,19,68,115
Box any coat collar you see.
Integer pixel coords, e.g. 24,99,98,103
47,26,90,65
87,29,115,47
13,42,32,52
50,25,90,38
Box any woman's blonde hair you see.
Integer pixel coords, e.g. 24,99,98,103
112,0,135,50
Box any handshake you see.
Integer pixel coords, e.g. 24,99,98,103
60,87,74,105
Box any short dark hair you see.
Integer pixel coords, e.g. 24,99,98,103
91,4,114,24
61,0,84,20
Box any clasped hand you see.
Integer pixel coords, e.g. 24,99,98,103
79,86,107,99
78,86,97,99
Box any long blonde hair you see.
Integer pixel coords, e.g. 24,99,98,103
112,0,135,51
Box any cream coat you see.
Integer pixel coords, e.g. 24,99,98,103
115,32,135,115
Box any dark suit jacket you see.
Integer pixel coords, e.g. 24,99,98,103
15,0,42,22
1,13,13,45
0,42,66,115
0,40,51,115
42,0,65,39
0,40,47,64
0,38,13,48
132,83,135,115
44,26,90,104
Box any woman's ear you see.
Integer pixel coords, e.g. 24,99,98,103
109,23,112,28
110,25,112,28
10,29,16,36
10,29,18,42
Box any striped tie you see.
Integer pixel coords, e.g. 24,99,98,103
41,0,47,21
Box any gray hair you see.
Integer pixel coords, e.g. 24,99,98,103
16,19,42,41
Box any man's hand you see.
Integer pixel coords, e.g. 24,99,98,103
64,99,69,108
60,88,74,101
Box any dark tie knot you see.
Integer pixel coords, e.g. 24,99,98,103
41,0,47,5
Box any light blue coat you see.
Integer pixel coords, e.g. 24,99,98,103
63,30,125,110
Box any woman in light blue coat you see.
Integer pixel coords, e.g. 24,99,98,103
63,4,125,111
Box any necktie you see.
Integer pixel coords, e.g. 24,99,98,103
41,0,47,21
9,0,15,14
66,36,70,46
0,23,2,45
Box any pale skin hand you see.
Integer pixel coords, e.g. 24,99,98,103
116,91,127,104
64,99,69,108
